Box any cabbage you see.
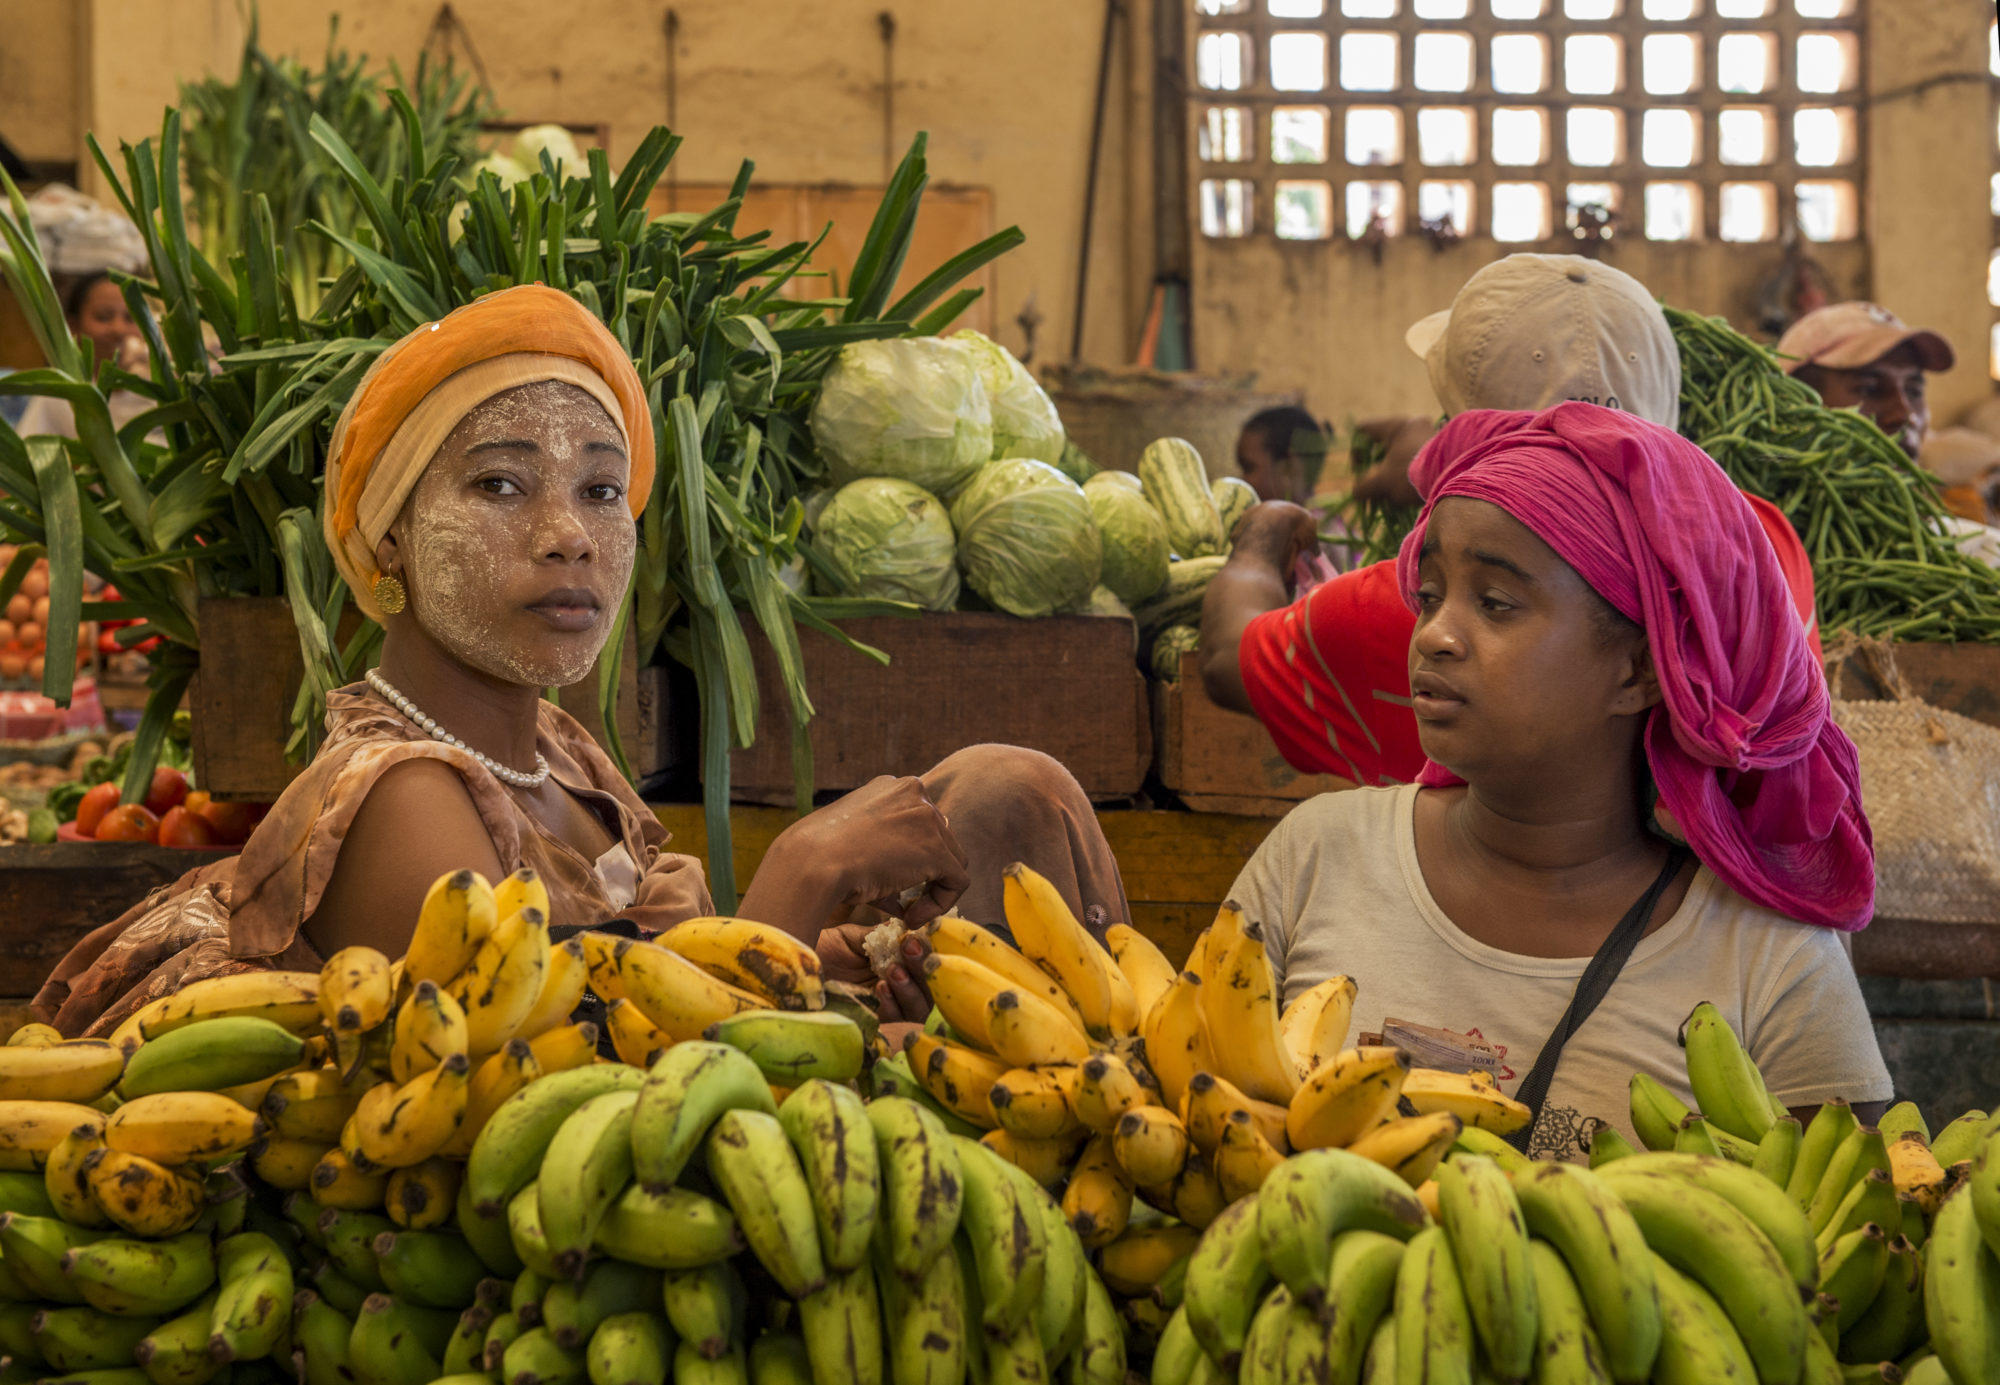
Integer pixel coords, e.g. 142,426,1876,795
1151,624,1201,681
1054,440,1100,486
812,478,960,611
1080,585,1131,620
467,153,531,190
1092,469,1144,496
1212,476,1258,542
953,329,1065,466
949,459,1102,618
1084,473,1171,604
811,338,993,498
514,124,585,174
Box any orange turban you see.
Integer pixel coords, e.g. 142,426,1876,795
323,284,655,619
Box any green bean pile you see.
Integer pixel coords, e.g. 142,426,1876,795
1671,307,2000,642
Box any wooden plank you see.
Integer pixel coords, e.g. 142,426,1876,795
1154,652,1353,811
190,597,302,802
687,614,1153,802
1837,643,2000,731
0,842,208,996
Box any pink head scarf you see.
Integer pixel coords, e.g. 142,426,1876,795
1396,403,1873,930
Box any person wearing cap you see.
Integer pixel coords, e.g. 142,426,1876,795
1776,301,1951,461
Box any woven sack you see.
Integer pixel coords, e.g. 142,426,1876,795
1829,638,2000,927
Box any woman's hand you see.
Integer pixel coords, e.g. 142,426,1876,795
816,922,933,1024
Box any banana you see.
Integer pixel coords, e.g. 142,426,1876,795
1886,1132,1946,1222
1786,1099,1860,1208
516,938,590,1043
1627,1072,1692,1153
703,1109,826,1299
8,1021,63,1047
601,999,673,1069
1061,1131,1131,1250
261,1067,361,1144
1179,1072,1287,1154
1213,1109,1287,1203
44,1121,110,1228
658,917,826,1012
1649,1254,1756,1385
481,1309,524,1374
388,982,468,1087
0,1099,113,1170
1256,1148,1428,1306
1815,1167,1900,1253
952,1134,1048,1334
311,1145,388,1210
1352,1112,1463,1188
982,1127,1079,1190
522,1018,600,1074
452,1175,523,1278
386,1156,460,1230
1139,972,1214,1113
352,1053,469,1169
318,1207,394,1290
536,1088,640,1277
491,866,551,927
542,1260,659,1349
1929,1109,1991,1168
293,1290,356,1385
206,1232,291,1363
1196,916,1298,1105
1436,1153,1537,1381
873,1229,968,1385
924,914,1091,1035
1819,1221,1890,1336
440,1303,494,1377
320,946,394,1075
1680,1001,1775,1144
906,1032,1007,1128
985,989,1092,1070
1751,1115,1802,1189
1595,1166,1808,1385
775,1081,878,1273
1596,1152,1816,1294
593,1182,743,1269
0,1041,125,1104
444,1037,542,1159
986,1318,1049,1385
1096,1222,1198,1301
1808,1127,1890,1238
119,1017,304,1102
1672,1115,1722,1158
662,1261,746,1360
918,954,1021,1054
1104,924,1176,1019
990,1067,1081,1141
1399,1068,1532,1136
1277,974,1358,1079
352,1292,446,1385
1150,1144,1227,1230
629,1042,774,1193
450,908,552,1056
1180,1197,1268,1369
103,1092,260,1163
511,1268,551,1322
508,1181,564,1279
1926,1185,2000,1384
796,1266,883,1385
1511,1160,1660,1384
79,1149,205,1238
1588,1120,1639,1169
1837,1233,1923,1366
139,972,323,1041
675,1338,749,1385
1070,1053,1147,1136
408,870,499,988
1285,1046,1411,1151
371,1227,487,1311
866,1096,963,1281
576,931,627,1001
29,1304,157,1373
1395,1224,1478,1385
1002,863,1120,1039
466,1063,646,1214
609,938,763,1044
588,1311,674,1385
62,1230,217,1317
0,1209,107,1301
705,1011,865,1085
133,1290,223,1385
870,1052,984,1139
1320,1231,1406,1385
1112,1105,1189,1188
0,1166,57,1218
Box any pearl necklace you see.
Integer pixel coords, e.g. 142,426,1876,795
366,669,551,789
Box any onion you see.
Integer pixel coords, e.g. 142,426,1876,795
4,596,27,624
31,597,49,624
0,621,14,645
16,622,42,647
19,569,48,599
0,654,24,680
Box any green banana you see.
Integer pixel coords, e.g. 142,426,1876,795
1875,1103,1929,1146
1674,1116,1723,1159
1511,1161,1661,1385
1815,1169,1900,1254
456,1174,525,1278
1233,1287,1290,1385
705,1011,866,1084
501,1324,587,1385
588,1312,674,1385
1358,1314,1394,1385
1649,1255,1756,1385
28,1370,153,1385
1599,1152,1818,1294
747,1329,811,1385
1437,1155,1536,1382
674,1339,749,1385
1628,1073,1691,1152
1149,1306,1202,1385
1320,1231,1405,1385
1526,1238,1609,1385
867,1054,984,1141
865,1097,963,1282
0,1170,57,1218
1180,1197,1268,1369
537,1088,640,1278
1808,1128,1889,1238
1798,1330,1843,1385
592,1182,743,1270
951,1134,1046,1338
661,1262,746,1360
1595,1167,1808,1385
508,1182,564,1280
0,1211,107,1302
985,1321,1047,1385
62,1231,218,1317
465,1065,646,1216
29,1306,159,1372
1449,1127,1532,1173
1899,1352,1950,1385
797,1265,884,1385
440,1304,494,1377
373,1229,486,1310
118,1018,304,1100
1587,1123,1638,1169
1150,1252,1188,1314
1680,1002,1775,1144
133,1291,223,1385
873,1226,967,1385
1064,1269,1125,1385
0,1301,44,1366
1024,1175,1086,1363
1971,1127,2000,1262
631,1043,775,1193
207,1232,292,1363
1255,1148,1427,1307
1928,1110,1990,1168
1899,1193,1928,1254
776,1081,879,1273
704,1109,827,1300
1392,1224,1476,1385
1275,1289,1330,1385
1787,1101,1860,1208
1820,1223,1890,1335
1751,1117,1802,1190
1835,1234,1923,1367
482,1310,524,1373
512,1268,552,1323
541,1261,660,1351
310,1261,370,1317
348,1293,443,1385
282,1191,328,1249
318,1208,394,1291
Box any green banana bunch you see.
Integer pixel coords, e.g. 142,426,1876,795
207,1232,292,1363
704,1109,827,1300
631,1043,775,1193
1835,1233,1923,1366
292,1292,354,1385
705,1012,866,1084
29,1306,159,1372
1649,1255,1756,1385
1628,1074,1692,1153
1255,1149,1427,1307
776,1081,879,1273
1679,1002,1777,1144
502,1324,588,1385
950,1135,1046,1338
542,1261,659,1350
1392,1224,1476,1385
348,1293,444,1385
1437,1154,1538,1381
873,1228,967,1385
0,1211,107,1302
1923,1187,2000,1384
465,1065,646,1216
866,1097,963,1282
1180,1198,1268,1370
440,1304,494,1377
537,1088,641,1278
662,1262,746,1360
118,1018,304,1100
675,1337,750,1385
1065,1269,1125,1385
797,1266,884,1385
318,1208,394,1291
592,1182,743,1270
1320,1231,1405,1385
1787,1101,1859,1208
62,1231,218,1317
373,1229,486,1310
590,1311,676,1385
1511,1161,1661,1383
1602,1152,1817,1294
1524,1238,1607,1385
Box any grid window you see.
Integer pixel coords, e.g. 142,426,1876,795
1492,182,1552,241
1566,0,1619,18
1492,108,1550,165
1200,106,1253,162
1643,0,1697,17
1201,178,1255,235
1642,34,1700,96
1793,107,1856,167
1281,0,1334,13
1346,107,1405,164
1566,182,1621,230
1275,180,1337,236
1346,180,1405,235
1567,108,1625,165
1644,182,1701,240
1491,0,1548,17
1413,0,1470,13
1413,32,1475,91
1718,107,1775,165
1198,32,1252,89
1716,33,1776,93
1565,35,1623,95
1419,107,1478,164
1720,181,1777,240
1418,179,1474,232
1987,248,2000,308
1273,31,1331,88
1990,172,2000,217
1715,0,1770,13
1333,0,1384,13
1196,0,1252,12
1642,109,1699,167
1796,179,1857,240
1272,106,1333,161
1794,0,1854,15
1340,32,1400,88
1796,32,1858,93
1493,34,1551,93
1991,324,2000,384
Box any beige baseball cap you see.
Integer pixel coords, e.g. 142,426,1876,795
1404,253,1680,429
1774,301,1954,375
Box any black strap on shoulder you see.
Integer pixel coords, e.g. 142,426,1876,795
1505,846,1691,1153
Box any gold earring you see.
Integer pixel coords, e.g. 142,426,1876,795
374,572,407,615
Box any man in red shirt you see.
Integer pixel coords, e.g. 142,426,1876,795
1199,254,1822,786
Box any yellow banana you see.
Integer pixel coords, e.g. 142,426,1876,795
441,1039,540,1158
1213,1108,1288,1202
352,1054,470,1169
407,868,498,988
1062,1131,1133,1248
1072,1052,1149,1135
1195,911,1298,1106
979,1128,1077,1189
1112,1104,1191,1187
514,939,589,1042
0,1041,125,1104
1885,1132,1946,1217
7,1023,63,1048
1400,1068,1532,1135
656,917,826,1012
390,981,469,1086
1097,1223,1202,1298
103,1092,261,1163
1104,923,1176,1019
449,908,552,1056
1179,1071,1289,1155
213,1067,299,1113
990,1067,1082,1141
610,937,763,1043
904,1032,1006,1128
925,914,1090,1033
985,988,1092,1069
385,1157,461,1230
43,1120,110,1227
310,1145,388,1210
919,954,1016,1055
1345,1111,1464,1187
1139,971,1215,1112
1284,1046,1412,1151
249,1136,330,1191
138,970,323,1040
576,931,627,1000
1192,903,1247,979
1105,957,1142,1040
493,868,552,927
109,997,172,1058
319,947,395,1037
1001,863,1119,1038
1278,974,1357,1078
526,1022,600,1075
1151,1145,1228,1229
603,999,674,1069
262,1067,363,1144
81,1147,206,1237
0,1100,105,1170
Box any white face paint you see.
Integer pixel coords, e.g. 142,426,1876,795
394,379,637,688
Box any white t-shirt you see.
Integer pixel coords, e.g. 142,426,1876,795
1227,785,1893,1162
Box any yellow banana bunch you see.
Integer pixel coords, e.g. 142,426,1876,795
1062,1131,1134,1248
389,982,469,1085
441,1039,540,1159
1180,1071,1289,1155
1284,1045,1412,1151
924,914,1090,1033
1196,910,1298,1106
7,1023,63,1048
493,867,551,924
136,970,322,1041
1345,1111,1464,1187
1278,974,1357,1078
513,938,589,1042
985,989,1092,1069
1213,1108,1288,1202
1112,1104,1191,1187
990,1067,1082,1141
103,1091,261,1163
0,1039,125,1104
657,917,826,1011
602,998,674,1069
1071,1052,1150,1135
82,1147,206,1237
449,908,552,1056
1002,863,1123,1038
1140,971,1215,1112
349,1054,470,1169
407,868,499,987
904,1032,1006,1128
1105,923,1176,1019
526,1022,600,1075
980,1128,1077,1189
1401,1067,1532,1135
607,937,763,1043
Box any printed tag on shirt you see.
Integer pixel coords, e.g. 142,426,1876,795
1359,1018,1499,1075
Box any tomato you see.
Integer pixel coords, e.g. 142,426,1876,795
94,804,160,843
157,806,218,849
198,799,261,846
183,790,211,816
143,767,189,817
98,632,121,655
74,782,122,836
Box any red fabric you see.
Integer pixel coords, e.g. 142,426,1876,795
1396,404,1871,930
1240,492,1821,788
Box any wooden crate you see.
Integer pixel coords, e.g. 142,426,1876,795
1837,642,2000,730
1153,651,1353,815
680,614,1153,804
189,597,302,802
0,841,209,998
